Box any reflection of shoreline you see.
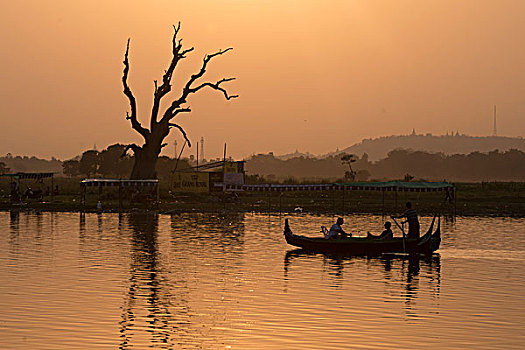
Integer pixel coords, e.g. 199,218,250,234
10,210,20,231
2,206,523,218
284,249,441,310
168,212,246,258
9,210,20,249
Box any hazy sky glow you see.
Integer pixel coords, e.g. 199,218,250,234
1,0,524,160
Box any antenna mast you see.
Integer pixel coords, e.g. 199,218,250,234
493,105,497,136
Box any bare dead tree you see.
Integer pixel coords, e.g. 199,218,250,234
122,23,237,179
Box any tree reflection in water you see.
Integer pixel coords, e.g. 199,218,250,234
284,249,441,313
119,213,174,349
119,212,246,349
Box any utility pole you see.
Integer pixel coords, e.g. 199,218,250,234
200,136,205,161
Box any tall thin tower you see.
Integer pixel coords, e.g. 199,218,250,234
200,137,205,161
493,105,497,136
174,140,178,159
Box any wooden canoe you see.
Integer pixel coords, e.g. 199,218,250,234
284,216,440,255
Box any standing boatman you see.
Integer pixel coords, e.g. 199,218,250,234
394,202,420,239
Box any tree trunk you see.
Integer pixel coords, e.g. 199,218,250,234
130,149,158,179
130,138,163,179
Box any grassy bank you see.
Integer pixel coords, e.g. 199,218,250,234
1,179,523,216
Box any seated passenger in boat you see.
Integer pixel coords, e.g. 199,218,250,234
367,221,394,240
328,217,349,239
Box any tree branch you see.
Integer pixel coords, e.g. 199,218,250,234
151,23,194,126
170,107,192,120
182,48,233,95
123,39,149,139
168,123,192,147
187,78,239,100
121,143,141,158
160,47,237,124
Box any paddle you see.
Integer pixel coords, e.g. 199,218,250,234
390,216,406,253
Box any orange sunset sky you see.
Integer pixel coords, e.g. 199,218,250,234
1,0,524,160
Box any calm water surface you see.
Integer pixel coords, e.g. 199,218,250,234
1,211,524,349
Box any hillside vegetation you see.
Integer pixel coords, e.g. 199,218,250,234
331,134,525,161
246,149,525,182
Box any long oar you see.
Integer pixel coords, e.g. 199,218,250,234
390,216,406,253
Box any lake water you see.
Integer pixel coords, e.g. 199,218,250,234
1,211,524,349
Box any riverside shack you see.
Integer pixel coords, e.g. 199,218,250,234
172,160,245,193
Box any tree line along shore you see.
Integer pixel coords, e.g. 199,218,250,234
2,146,525,183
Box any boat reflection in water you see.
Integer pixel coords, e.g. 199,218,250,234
284,249,441,313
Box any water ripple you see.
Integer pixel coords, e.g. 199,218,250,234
0,212,524,349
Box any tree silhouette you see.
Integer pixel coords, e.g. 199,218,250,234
0,161,10,175
78,150,99,177
122,23,238,179
341,153,357,181
98,144,133,178
62,159,80,177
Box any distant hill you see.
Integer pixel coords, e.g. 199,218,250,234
326,133,525,161
276,150,316,160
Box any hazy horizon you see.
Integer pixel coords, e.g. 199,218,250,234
2,1,524,160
